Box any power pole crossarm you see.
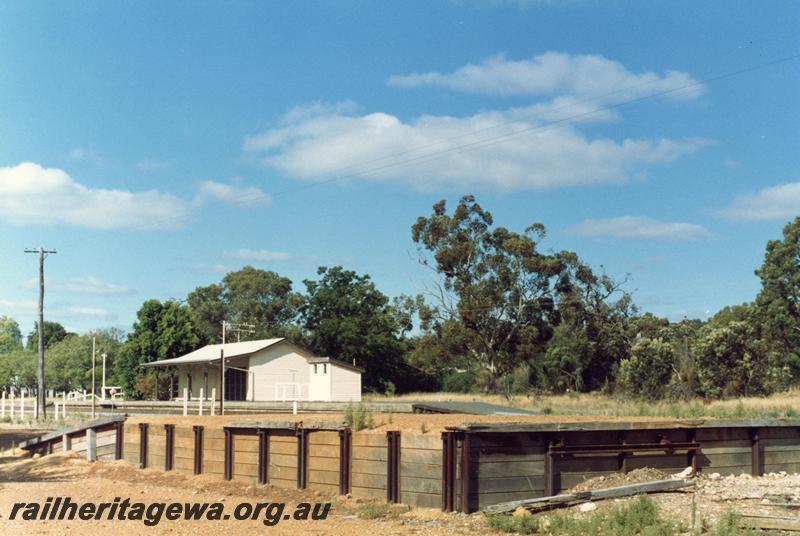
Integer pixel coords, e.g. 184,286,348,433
24,247,57,420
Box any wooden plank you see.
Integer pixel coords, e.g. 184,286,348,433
478,475,546,494
308,470,340,486
401,492,440,509
270,441,298,456
351,472,389,489
401,434,441,449
479,491,546,509
269,453,297,468
401,476,441,494
309,431,340,446
351,459,387,475
352,434,388,447
482,479,692,514
399,461,440,479
479,461,545,478
352,486,385,500
740,515,800,532
307,444,339,458
401,449,441,465
351,446,388,461
308,457,339,471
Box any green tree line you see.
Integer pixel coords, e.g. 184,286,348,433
1,196,798,401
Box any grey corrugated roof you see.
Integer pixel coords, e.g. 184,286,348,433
142,338,285,367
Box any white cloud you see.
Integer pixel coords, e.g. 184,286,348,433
65,306,114,319
0,163,271,230
23,276,132,295
196,180,271,207
228,249,292,262
718,182,800,222
568,216,710,240
244,103,707,191
0,162,190,229
388,52,705,101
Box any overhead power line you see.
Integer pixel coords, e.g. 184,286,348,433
134,52,800,232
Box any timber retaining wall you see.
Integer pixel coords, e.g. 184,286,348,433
23,418,800,514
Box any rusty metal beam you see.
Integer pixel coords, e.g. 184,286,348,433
193,426,204,475
296,429,308,489
138,423,149,469
339,428,352,495
441,432,457,512
114,421,124,460
164,424,175,471
387,431,401,503
224,428,234,481
751,428,762,476
459,433,473,513
258,429,270,485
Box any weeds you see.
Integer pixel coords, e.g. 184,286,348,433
486,514,539,534
547,496,675,536
706,511,759,536
344,402,376,431
357,502,390,520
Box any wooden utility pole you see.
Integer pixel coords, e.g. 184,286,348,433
24,247,56,420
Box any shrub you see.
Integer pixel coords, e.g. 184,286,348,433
442,369,478,393
617,338,674,400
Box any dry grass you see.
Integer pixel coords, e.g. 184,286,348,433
365,390,800,419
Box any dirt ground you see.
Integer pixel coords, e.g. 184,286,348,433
1,448,798,535
0,449,484,535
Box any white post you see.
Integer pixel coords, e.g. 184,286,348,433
292,401,298,415
101,352,107,401
91,337,96,419
33,396,38,419
54,401,59,420
210,388,216,416
86,428,96,462
1,391,5,418
20,392,24,419
62,392,67,418
199,388,204,416
182,388,188,416
62,433,70,452
9,394,14,420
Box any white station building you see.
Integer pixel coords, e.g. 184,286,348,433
143,338,363,402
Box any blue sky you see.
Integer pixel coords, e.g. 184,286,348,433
1,1,798,337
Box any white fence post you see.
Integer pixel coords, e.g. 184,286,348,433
210,388,216,416
33,397,38,419
62,392,67,419
9,394,14,420
182,388,188,416
20,392,24,419
199,388,204,416
62,433,70,452
292,401,298,415
86,428,96,462
54,401,59,420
